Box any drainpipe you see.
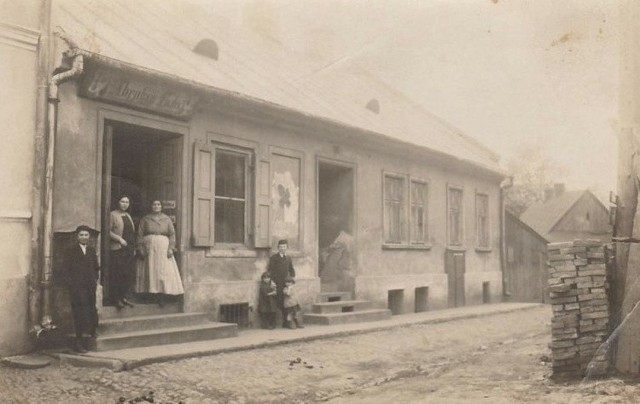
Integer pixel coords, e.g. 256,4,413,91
29,0,52,335
40,50,84,328
499,176,513,302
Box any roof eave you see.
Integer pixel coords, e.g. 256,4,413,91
67,48,505,179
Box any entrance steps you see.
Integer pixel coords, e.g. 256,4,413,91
88,304,237,351
44,303,238,352
304,292,392,326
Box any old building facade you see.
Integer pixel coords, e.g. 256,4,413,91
1,0,506,355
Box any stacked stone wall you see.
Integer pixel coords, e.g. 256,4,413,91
547,240,610,378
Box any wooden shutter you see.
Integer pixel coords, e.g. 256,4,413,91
254,153,271,248
192,139,215,246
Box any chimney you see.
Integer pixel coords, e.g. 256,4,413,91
544,188,554,201
554,183,565,197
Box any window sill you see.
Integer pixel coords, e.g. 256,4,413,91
206,247,257,258
475,247,493,253
446,245,467,252
267,250,305,258
382,243,432,251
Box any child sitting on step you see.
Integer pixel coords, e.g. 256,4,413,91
283,276,304,329
258,272,278,329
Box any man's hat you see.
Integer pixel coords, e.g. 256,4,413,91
74,225,100,235
277,239,288,246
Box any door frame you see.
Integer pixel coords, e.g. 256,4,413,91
445,249,466,308
97,107,189,302
315,155,358,287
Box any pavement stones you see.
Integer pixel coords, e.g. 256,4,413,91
1,354,51,369
0,304,548,404
53,302,542,371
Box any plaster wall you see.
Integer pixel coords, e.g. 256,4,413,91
0,16,39,356
52,80,503,324
0,0,40,28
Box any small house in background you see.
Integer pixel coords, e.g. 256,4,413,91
504,211,548,303
520,185,612,243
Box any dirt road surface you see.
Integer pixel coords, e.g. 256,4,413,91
1,305,638,403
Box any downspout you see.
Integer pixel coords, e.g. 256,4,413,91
40,45,84,328
29,0,52,336
500,176,513,302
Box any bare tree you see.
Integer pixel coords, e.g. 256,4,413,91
504,144,565,217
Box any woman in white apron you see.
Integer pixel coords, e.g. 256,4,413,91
135,200,184,305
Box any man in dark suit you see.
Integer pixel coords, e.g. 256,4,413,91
64,225,100,353
267,239,296,327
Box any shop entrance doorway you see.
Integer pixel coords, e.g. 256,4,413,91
100,120,182,306
317,160,355,293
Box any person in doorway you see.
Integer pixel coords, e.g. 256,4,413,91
267,239,296,327
135,200,184,306
257,272,278,329
109,194,136,309
63,225,100,353
282,276,304,329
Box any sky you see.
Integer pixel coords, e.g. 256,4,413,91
215,0,619,198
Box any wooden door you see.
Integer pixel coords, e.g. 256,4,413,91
143,138,182,254
446,251,466,308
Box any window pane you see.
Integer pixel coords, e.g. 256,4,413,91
449,188,463,245
477,194,489,247
411,206,424,242
215,150,245,199
410,181,427,243
411,182,425,205
384,175,405,243
215,199,245,243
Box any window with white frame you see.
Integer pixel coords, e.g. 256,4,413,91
383,173,429,245
214,148,249,244
448,186,463,246
476,193,489,247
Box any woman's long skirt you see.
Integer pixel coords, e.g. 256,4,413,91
135,234,184,295
109,248,134,304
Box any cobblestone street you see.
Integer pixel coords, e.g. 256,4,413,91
3,305,638,403
0,306,554,403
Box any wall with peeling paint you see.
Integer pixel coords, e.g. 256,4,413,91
50,69,503,329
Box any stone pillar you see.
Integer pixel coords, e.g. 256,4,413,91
547,240,610,379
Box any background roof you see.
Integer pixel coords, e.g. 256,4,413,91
519,190,586,237
53,0,502,174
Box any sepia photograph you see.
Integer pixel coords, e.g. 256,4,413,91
0,0,637,402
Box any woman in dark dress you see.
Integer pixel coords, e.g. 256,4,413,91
109,194,136,309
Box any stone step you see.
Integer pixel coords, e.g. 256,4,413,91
311,300,371,314
100,303,181,319
317,291,352,303
303,309,392,325
98,313,212,335
90,323,238,351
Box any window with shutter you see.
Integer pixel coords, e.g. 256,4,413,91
192,140,215,246
192,139,258,248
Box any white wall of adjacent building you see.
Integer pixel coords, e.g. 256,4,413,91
0,0,40,356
